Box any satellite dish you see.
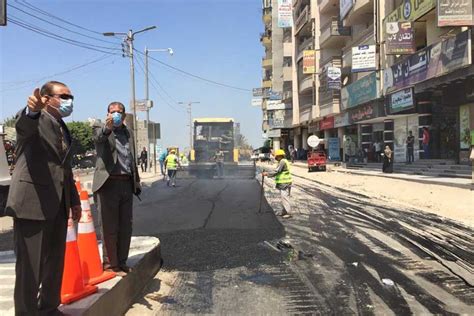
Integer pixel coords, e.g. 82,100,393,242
307,135,321,148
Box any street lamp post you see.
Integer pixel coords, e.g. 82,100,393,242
178,101,200,151
103,26,156,158
144,47,173,174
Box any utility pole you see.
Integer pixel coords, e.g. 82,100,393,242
103,26,156,158
178,101,200,151
145,47,173,174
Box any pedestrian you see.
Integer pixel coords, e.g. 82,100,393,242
213,149,225,178
382,145,393,173
92,101,141,277
262,149,292,219
422,127,430,159
158,149,168,179
164,149,181,187
373,140,382,163
406,131,415,163
140,146,148,172
4,81,82,315
290,146,296,163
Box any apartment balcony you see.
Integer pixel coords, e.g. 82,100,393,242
318,0,339,14
283,42,293,57
262,57,273,69
283,90,293,101
320,17,351,49
299,74,313,93
260,33,272,47
299,106,312,124
283,66,292,82
296,37,313,61
262,79,272,88
262,7,272,25
344,0,373,25
295,5,311,36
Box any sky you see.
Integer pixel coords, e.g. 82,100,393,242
0,0,264,149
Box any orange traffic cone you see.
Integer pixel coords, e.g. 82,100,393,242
61,215,98,304
77,190,116,285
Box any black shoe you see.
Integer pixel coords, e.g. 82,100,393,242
105,267,127,277
120,265,133,273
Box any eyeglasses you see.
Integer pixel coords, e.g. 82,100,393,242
49,94,74,101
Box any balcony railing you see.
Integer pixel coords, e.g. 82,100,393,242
320,17,351,48
262,79,272,88
262,57,272,68
295,5,310,35
299,75,313,93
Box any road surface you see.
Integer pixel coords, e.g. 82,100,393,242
127,174,474,315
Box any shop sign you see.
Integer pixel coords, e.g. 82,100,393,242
334,112,350,128
278,0,293,28
319,117,335,130
384,30,472,94
327,66,342,90
340,0,354,20
328,138,341,161
267,100,286,110
252,88,264,97
251,98,262,107
389,88,414,113
349,102,383,123
438,0,474,27
459,104,471,149
267,129,282,138
341,72,378,110
384,0,436,24
303,50,317,74
352,45,376,72
269,90,282,100
386,22,416,55
308,121,320,133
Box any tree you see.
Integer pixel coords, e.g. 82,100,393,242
66,121,94,155
2,116,16,127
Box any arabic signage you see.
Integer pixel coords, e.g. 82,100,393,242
328,138,341,161
269,90,282,100
327,67,342,90
384,0,436,24
341,72,378,110
438,0,474,26
267,100,287,110
348,102,384,123
389,88,414,113
269,109,291,128
319,117,335,130
278,0,293,28
251,98,262,107
252,88,264,97
334,112,350,128
384,30,472,94
267,129,282,137
340,0,354,20
303,50,317,74
386,22,416,55
352,45,376,72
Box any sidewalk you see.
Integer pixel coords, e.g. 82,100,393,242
291,161,472,190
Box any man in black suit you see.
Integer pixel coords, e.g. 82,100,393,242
92,102,141,277
4,81,81,315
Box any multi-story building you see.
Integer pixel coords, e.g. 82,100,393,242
260,0,294,151
262,0,473,165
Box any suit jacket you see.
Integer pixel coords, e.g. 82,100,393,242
92,123,140,194
4,108,80,220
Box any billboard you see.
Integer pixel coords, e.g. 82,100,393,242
389,88,414,113
438,0,474,26
384,0,436,24
0,0,6,26
278,0,293,28
327,66,341,90
303,50,317,74
386,22,416,55
351,45,376,72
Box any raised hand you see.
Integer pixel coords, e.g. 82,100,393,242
105,113,113,130
27,88,48,112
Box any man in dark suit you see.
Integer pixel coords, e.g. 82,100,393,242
4,81,81,315
92,102,141,277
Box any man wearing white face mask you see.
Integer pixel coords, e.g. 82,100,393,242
4,81,82,315
92,102,141,277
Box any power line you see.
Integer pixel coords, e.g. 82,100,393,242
8,3,121,46
1,54,115,91
7,17,122,55
134,54,183,113
134,49,252,93
15,0,120,39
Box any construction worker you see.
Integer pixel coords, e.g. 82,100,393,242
164,149,181,187
262,149,292,218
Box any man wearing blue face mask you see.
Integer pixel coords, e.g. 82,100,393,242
4,81,82,315
92,102,141,277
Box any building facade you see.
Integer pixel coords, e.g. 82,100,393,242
260,0,474,164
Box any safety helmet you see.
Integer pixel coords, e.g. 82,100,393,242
170,149,176,154
275,149,285,157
